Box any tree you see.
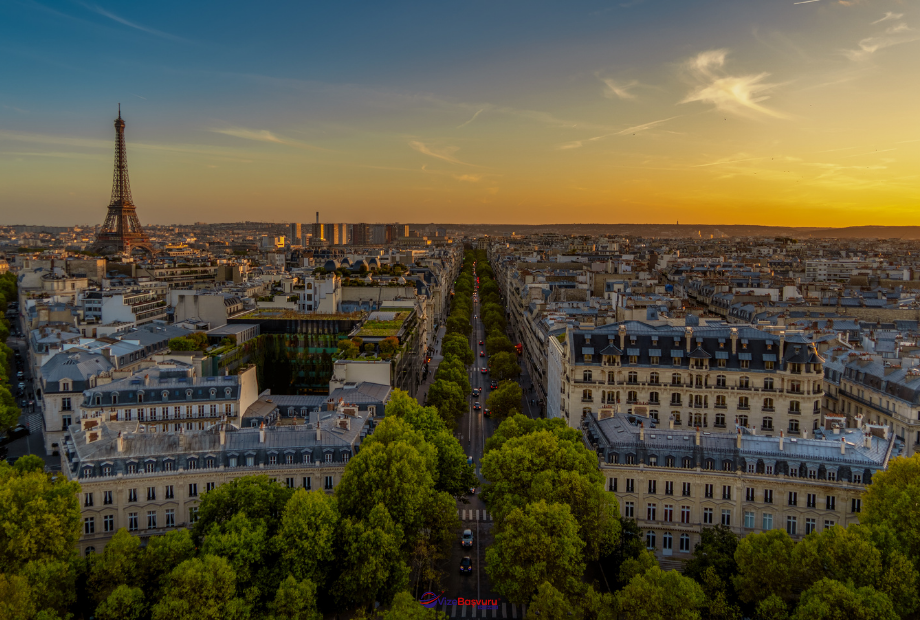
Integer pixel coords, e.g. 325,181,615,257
425,379,466,427
95,585,146,620
618,548,658,584
274,490,339,588
446,315,471,337
862,452,920,571
733,529,796,605
376,591,446,619
337,339,360,359
441,335,473,366
379,337,400,359
616,566,706,620
486,333,515,356
334,504,410,610
433,357,471,396
13,454,45,474
200,512,274,606
88,529,142,604
486,381,522,419
754,595,788,620
485,500,585,603
791,524,882,593
192,475,293,543
485,413,581,453
0,573,37,620
151,555,250,620
529,581,578,619
791,578,897,620
138,529,197,598
684,525,740,605
0,462,82,572
489,351,521,381
268,576,322,620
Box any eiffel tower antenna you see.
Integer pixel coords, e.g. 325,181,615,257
91,107,153,255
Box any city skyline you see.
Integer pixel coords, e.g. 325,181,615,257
1,0,919,226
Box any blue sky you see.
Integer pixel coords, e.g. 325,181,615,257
1,0,918,225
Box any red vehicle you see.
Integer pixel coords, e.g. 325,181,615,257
480,367,488,374
515,343,523,355
479,351,485,357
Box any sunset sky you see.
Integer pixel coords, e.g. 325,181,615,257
1,0,918,226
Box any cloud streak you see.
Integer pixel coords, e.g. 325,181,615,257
408,141,481,166
557,116,680,149
77,3,184,41
680,49,787,119
457,109,484,128
602,78,638,100
212,127,329,151
872,12,904,25
844,20,920,61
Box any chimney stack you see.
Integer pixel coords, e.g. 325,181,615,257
840,437,846,455
669,415,674,430
779,332,785,360
639,422,645,441
730,328,738,354
686,327,693,353
864,432,872,449
695,426,701,446
736,428,742,449
117,431,125,453
618,324,627,349
779,430,784,451
259,421,265,444
219,425,226,446
802,429,808,440
315,425,322,442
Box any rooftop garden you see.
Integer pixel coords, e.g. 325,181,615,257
355,309,412,338
238,308,366,320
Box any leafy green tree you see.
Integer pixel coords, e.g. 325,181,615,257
792,525,882,593
616,566,706,620
95,585,146,620
863,452,920,571
529,581,576,619
791,578,897,620
334,504,410,610
88,529,142,603
698,566,742,620
268,576,322,620
684,525,740,604
192,475,293,543
486,333,515,356
168,337,198,351
446,315,471,337
425,379,466,427
486,500,585,603
201,512,274,606
0,462,81,572
618,548,658,584
0,573,36,620
0,388,22,436
486,381,522,419
754,595,788,620
13,454,45,474
138,529,196,597
489,351,521,382
441,335,473,366
337,339,360,359
733,529,796,605
379,337,400,358
274,490,339,588
151,555,250,620
433,357,471,396
21,558,77,619
375,591,446,619
485,413,581,453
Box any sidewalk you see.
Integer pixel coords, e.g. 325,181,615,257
416,325,447,405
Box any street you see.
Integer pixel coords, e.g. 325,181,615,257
3,329,47,466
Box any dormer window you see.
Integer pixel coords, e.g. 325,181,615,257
584,354,592,363
94,394,101,406
209,388,217,399
162,390,169,401
138,392,144,403
61,382,70,392
224,388,232,398
186,389,193,399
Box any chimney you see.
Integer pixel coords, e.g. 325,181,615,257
686,327,693,353
864,432,872,449
736,428,742,449
840,437,846,455
669,416,674,430
639,422,645,441
779,332,785,360
695,426,701,446
259,421,265,444
883,425,890,440
855,414,864,430
730,328,738,354
316,211,319,224
315,425,322,442
802,429,808,440
117,431,125,453
779,430,784,451
219,425,226,446
618,324,626,349
751,425,757,436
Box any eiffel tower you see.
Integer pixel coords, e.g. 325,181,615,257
91,106,153,255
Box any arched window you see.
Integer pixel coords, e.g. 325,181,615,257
186,389,193,399
671,373,682,386
137,392,144,403
716,375,727,387
790,400,801,413
627,391,638,403
650,410,659,422
662,532,673,551
582,389,593,401
739,376,750,388
627,372,638,384
715,395,726,407
670,393,682,406
649,392,659,404
225,388,232,397
763,398,774,411
94,394,101,405
649,372,659,385
738,415,748,427
583,370,593,382
680,534,691,552
209,388,217,399
762,416,773,430
738,396,749,409
112,393,118,404
582,407,592,417
764,378,774,390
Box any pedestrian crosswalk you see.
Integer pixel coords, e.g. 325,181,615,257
458,508,493,522
440,602,527,618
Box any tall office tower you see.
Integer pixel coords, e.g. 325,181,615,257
289,223,302,244
336,223,349,245
352,223,370,245
91,107,153,254
370,224,387,245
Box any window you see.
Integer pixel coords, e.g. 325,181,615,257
626,479,635,493
324,453,333,464
826,496,836,511
827,471,836,481
745,487,755,502
650,372,660,384
165,509,175,528
790,401,801,414
146,487,156,501
625,502,635,518
763,513,773,530
324,476,334,490
671,393,682,406
764,489,773,504
303,477,312,490
824,520,836,530
762,417,773,431
286,454,294,465
722,485,732,500
765,465,774,475
853,473,863,484
144,462,155,474
229,457,238,468
128,488,137,503
647,503,657,521
764,378,774,390
716,375,727,387
807,493,816,508
189,483,198,497
664,505,673,522
705,484,714,498
84,517,95,534
852,499,862,513
715,397,726,410
789,419,800,433
206,482,216,492
721,509,731,526
739,376,750,388
786,516,797,536
665,481,673,495
650,392,660,404
648,480,657,494
681,505,691,523
608,478,618,492
788,492,797,506
583,370,593,382
128,513,138,532
165,485,174,500
680,533,691,552
84,492,93,507
682,482,691,497
738,396,749,409
102,490,113,505
672,373,682,386
703,508,713,524
189,507,199,523
744,511,755,528
662,532,673,551
147,511,157,529
805,518,816,535
582,389,593,402
627,371,638,383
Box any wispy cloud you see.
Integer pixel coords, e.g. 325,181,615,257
680,49,787,119
557,116,680,149
602,78,638,100
872,12,904,25
844,20,920,61
457,109,484,129
454,174,483,182
212,127,329,151
408,141,478,166
77,3,184,41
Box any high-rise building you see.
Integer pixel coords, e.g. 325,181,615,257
370,224,387,245
289,223,302,245
352,223,370,245
90,107,153,255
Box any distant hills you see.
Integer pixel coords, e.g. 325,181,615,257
436,224,920,240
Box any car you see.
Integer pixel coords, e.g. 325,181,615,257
16,371,24,379
472,387,481,396
1,425,30,445
473,402,481,410
479,351,485,357
490,380,498,389
460,557,473,574
479,340,484,345
469,487,476,495
17,382,25,390
480,367,488,374
461,529,474,547
484,408,491,417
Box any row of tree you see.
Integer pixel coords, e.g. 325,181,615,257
0,390,474,619
0,271,21,433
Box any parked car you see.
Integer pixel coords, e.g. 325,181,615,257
490,380,498,389
484,408,491,417
460,557,473,574
1,425,30,445
461,529,474,547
